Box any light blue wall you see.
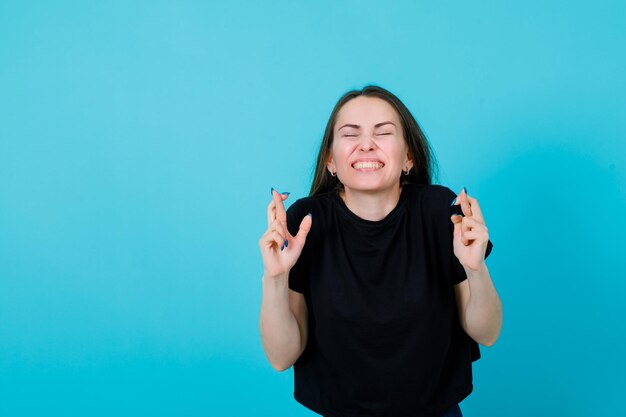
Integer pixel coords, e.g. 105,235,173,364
1,1,624,415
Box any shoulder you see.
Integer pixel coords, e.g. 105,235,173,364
286,192,334,216
402,183,459,230
423,183,457,200
404,183,457,209
285,192,335,235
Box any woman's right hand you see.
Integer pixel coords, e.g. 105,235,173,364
259,189,313,279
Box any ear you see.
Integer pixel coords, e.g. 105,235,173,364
326,156,336,174
404,153,414,171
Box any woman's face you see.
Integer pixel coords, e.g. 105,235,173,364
328,96,413,194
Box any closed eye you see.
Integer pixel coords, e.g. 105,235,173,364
376,132,392,136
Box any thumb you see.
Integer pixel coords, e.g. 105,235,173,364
450,215,462,236
293,213,313,245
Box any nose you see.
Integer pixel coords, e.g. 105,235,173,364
359,134,376,151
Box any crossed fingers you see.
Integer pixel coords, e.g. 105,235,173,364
451,188,488,246
264,189,290,250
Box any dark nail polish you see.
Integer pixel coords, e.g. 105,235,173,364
450,204,464,217
463,186,468,194
281,192,290,195
450,197,457,206
271,187,275,196
280,245,285,251
284,239,289,248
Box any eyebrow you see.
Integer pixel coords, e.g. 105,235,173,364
337,121,396,131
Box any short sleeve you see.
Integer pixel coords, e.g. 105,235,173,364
286,201,310,294
445,187,494,285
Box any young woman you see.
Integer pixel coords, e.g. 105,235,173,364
259,86,502,417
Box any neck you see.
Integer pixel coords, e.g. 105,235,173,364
340,184,402,221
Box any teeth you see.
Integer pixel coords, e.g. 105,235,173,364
352,161,384,169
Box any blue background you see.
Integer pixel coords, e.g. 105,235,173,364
1,1,625,415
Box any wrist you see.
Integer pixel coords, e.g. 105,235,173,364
464,262,488,278
262,272,289,284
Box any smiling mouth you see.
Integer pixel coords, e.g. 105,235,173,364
352,161,385,170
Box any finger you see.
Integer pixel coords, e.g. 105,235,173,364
460,230,488,243
259,230,276,249
460,188,473,217
262,230,287,251
272,189,288,226
293,213,312,246
267,199,276,226
451,216,464,244
271,219,287,241
267,191,290,225
461,212,471,230
450,214,463,225
466,195,485,223
454,219,469,246
461,216,488,232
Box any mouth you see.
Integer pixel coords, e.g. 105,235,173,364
351,160,385,170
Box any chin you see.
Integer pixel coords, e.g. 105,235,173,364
343,180,397,193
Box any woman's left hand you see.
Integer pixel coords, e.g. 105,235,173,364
450,188,490,272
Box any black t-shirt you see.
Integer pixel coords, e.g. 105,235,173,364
286,183,494,417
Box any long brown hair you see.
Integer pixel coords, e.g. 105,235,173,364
309,85,438,196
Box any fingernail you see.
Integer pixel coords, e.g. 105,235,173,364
462,186,468,194
284,239,288,248
271,187,275,196
450,197,457,206
306,213,312,218
280,245,284,251
281,192,290,195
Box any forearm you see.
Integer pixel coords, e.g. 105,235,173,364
463,264,502,346
259,274,303,371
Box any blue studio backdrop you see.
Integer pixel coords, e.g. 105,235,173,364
1,1,625,416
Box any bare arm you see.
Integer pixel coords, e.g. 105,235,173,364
450,188,503,346
259,275,308,371
258,189,312,371
454,265,502,346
